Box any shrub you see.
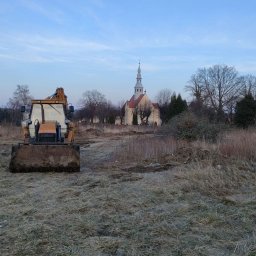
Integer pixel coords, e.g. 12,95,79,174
166,111,225,142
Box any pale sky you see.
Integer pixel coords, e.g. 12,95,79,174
1,0,256,107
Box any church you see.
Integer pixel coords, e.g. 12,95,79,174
123,63,161,126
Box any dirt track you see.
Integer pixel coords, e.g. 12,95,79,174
80,135,125,171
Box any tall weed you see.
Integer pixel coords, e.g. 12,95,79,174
218,129,256,161
113,136,177,163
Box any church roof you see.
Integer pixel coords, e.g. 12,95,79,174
128,94,144,108
127,94,159,109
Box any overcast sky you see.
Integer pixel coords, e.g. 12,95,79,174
1,0,256,107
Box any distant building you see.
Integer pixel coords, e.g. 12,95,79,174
123,63,161,126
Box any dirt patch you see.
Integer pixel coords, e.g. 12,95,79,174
80,135,130,170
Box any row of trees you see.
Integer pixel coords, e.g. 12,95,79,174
2,64,256,128
3,85,186,125
78,89,188,125
75,90,124,124
186,64,256,122
0,86,125,125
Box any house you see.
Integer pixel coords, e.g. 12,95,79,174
123,63,161,126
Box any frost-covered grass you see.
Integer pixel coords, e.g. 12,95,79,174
1,128,256,255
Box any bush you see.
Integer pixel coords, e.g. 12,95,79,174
166,111,226,142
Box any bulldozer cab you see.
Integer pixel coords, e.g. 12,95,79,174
29,102,67,142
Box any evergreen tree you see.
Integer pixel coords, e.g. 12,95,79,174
167,93,187,120
176,94,188,113
234,94,256,128
132,112,138,125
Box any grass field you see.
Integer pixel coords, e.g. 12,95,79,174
1,125,256,255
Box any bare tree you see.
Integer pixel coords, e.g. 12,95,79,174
206,65,243,120
80,90,107,123
187,65,244,121
240,74,256,97
8,85,33,110
137,102,151,125
7,85,33,124
155,88,172,106
186,72,206,103
117,100,126,124
101,100,119,124
155,88,173,124
186,69,213,117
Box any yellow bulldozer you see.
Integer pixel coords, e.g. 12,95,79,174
9,88,80,172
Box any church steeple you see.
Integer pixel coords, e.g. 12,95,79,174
134,62,144,99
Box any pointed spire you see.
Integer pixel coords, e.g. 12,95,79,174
134,62,143,99
136,61,142,84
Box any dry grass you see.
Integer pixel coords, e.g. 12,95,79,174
218,129,256,161
0,124,21,142
175,162,256,197
1,127,256,255
112,135,178,163
111,128,256,198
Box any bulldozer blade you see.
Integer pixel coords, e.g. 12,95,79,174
9,144,80,172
